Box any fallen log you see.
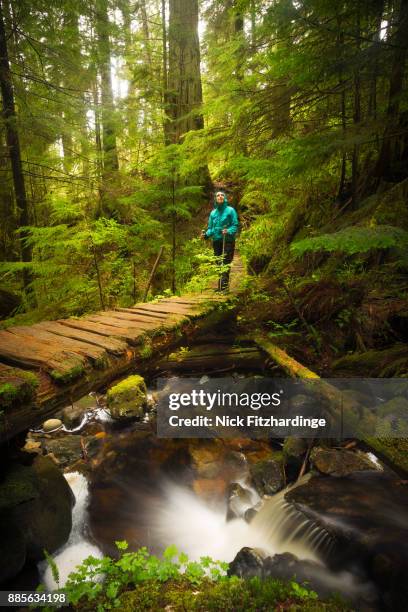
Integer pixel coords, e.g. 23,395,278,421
253,335,408,477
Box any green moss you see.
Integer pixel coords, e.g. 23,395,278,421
0,463,39,511
94,355,109,370
107,374,147,419
50,364,85,384
364,437,408,476
115,577,349,612
139,338,153,359
0,369,39,408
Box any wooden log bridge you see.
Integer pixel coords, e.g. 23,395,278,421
0,257,245,442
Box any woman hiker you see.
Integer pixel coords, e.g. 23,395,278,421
202,191,239,292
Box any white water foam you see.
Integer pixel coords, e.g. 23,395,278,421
41,472,103,589
153,480,319,563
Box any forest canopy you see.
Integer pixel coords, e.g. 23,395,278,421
0,0,407,324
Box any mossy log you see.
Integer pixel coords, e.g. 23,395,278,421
253,336,319,379
332,344,408,377
156,344,264,373
254,335,408,476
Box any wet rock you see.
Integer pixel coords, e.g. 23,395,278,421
0,515,26,583
22,438,42,455
13,456,73,562
189,440,225,478
263,552,377,605
283,437,308,461
107,375,147,420
61,403,88,428
42,418,62,432
0,456,73,578
285,472,408,610
42,436,84,466
249,457,284,496
228,548,378,607
43,435,103,467
227,547,267,578
226,483,254,520
310,447,379,477
193,478,227,501
224,450,249,480
244,507,258,523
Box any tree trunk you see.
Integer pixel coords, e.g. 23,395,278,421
351,0,361,206
139,0,152,67
162,0,170,144
374,0,408,181
0,0,32,294
166,0,204,144
95,0,119,175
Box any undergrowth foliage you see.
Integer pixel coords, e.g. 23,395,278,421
37,542,343,612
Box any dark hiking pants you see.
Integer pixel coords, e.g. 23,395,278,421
213,239,235,290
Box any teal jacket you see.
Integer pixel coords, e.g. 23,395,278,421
205,201,239,242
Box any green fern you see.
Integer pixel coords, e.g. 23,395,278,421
291,225,408,257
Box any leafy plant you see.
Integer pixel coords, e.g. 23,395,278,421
291,226,408,257
41,542,229,611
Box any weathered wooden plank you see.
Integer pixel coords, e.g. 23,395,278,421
123,307,170,319
147,302,199,313
131,303,195,316
36,321,127,355
0,329,85,380
9,325,106,363
99,310,161,326
85,314,153,332
59,319,145,344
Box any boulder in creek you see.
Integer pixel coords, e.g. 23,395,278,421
226,483,255,521
310,447,380,477
107,375,147,420
249,457,284,496
60,403,88,428
189,440,225,478
285,471,408,610
0,455,73,576
227,547,267,578
283,437,309,463
228,548,378,608
42,418,62,432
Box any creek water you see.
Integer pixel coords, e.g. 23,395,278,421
35,377,385,607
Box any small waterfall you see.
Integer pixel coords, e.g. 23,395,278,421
251,483,336,562
40,472,103,589
152,479,325,564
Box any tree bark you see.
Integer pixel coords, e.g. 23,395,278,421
166,0,204,144
0,0,32,293
95,0,119,175
374,0,408,181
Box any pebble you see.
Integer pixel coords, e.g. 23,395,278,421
42,418,62,432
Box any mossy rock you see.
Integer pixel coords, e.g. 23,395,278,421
310,447,379,477
249,456,285,496
107,374,147,420
0,368,39,409
12,455,73,561
283,437,308,460
0,463,39,511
